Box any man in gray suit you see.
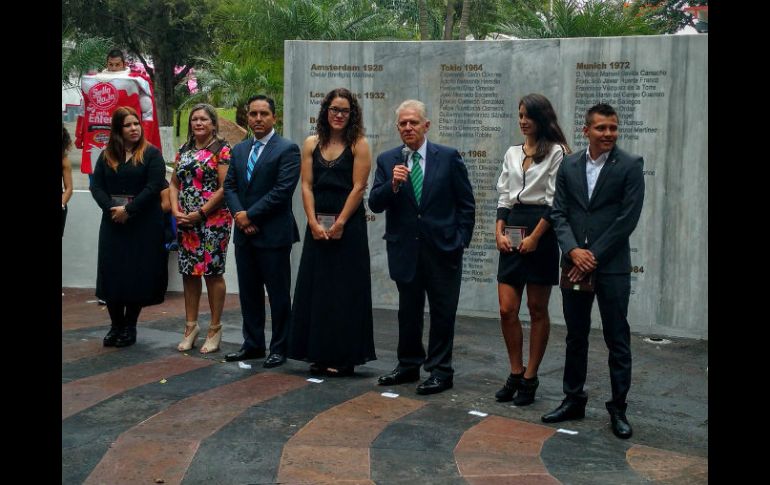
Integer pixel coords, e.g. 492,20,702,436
542,103,644,439
223,95,301,368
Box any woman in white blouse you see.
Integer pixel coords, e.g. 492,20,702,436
494,93,570,406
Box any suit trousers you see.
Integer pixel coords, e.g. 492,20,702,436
395,243,462,379
234,244,292,354
561,273,631,405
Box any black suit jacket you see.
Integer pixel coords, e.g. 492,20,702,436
369,141,475,283
223,133,301,248
551,146,644,274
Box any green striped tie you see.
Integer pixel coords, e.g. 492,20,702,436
410,151,423,202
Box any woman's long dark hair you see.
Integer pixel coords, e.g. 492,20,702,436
62,124,72,159
315,88,365,147
519,93,570,163
104,106,149,170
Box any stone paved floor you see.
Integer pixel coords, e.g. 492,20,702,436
62,287,707,484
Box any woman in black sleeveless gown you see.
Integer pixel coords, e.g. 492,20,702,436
288,88,376,376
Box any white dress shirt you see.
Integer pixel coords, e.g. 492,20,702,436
496,143,565,208
586,148,609,200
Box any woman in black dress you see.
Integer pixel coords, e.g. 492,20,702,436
90,106,168,348
494,94,570,405
288,87,376,376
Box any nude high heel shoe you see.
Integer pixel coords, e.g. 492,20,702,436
177,321,200,352
200,323,222,354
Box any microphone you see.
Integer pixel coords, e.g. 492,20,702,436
401,146,412,164
396,146,411,192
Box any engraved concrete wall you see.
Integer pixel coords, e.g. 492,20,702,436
284,36,707,339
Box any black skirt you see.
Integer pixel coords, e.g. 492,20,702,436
497,204,559,287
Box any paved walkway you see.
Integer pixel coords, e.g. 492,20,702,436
62,287,707,484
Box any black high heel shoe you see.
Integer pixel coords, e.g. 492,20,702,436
325,366,354,377
495,368,525,402
309,363,326,376
513,376,539,406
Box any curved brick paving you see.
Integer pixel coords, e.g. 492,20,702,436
61,287,708,484
627,444,708,483
454,415,560,484
62,354,213,419
62,338,119,364
277,391,426,484
84,372,308,485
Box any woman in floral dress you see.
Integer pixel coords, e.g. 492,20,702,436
170,103,233,353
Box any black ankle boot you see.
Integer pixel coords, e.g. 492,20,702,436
495,368,525,402
115,326,137,348
103,326,120,347
513,376,539,406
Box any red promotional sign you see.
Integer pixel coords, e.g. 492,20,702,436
75,71,162,174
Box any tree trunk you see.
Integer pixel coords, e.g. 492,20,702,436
418,0,430,40
175,109,182,137
151,53,175,126
443,1,455,40
235,103,248,131
459,0,472,40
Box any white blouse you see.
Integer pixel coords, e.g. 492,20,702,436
496,143,565,208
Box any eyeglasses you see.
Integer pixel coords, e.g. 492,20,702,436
329,107,351,117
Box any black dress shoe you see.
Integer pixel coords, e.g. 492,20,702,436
114,326,137,348
378,368,420,386
513,376,539,406
263,353,286,368
495,369,525,402
103,326,120,347
416,375,453,395
606,403,633,439
541,398,586,423
224,348,266,362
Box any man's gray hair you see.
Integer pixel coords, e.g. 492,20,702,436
395,99,428,120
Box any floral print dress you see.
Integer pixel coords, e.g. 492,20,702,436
174,142,233,276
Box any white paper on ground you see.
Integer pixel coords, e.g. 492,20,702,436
307,378,324,383
381,392,399,398
468,410,488,417
557,428,578,435
238,361,252,369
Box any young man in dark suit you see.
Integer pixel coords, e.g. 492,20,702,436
369,99,475,395
543,103,645,439
223,95,301,368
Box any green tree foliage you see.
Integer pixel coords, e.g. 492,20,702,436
175,57,269,130
62,0,218,125
497,0,660,38
61,29,113,87
198,0,411,129
634,0,707,34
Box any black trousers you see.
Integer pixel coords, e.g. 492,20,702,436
234,244,292,354
395,243,462,379
561,273,631,406
106,302,142,328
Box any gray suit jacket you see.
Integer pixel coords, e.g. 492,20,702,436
550,145,644,274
